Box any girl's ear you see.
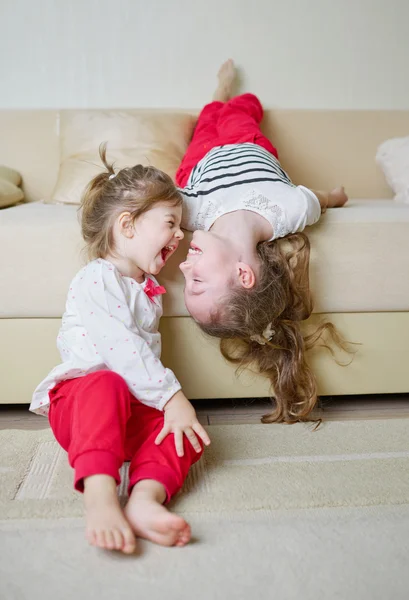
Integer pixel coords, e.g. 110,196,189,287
236,262,256,289
118,211,134,238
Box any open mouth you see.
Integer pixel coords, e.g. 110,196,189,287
188,242,203,255
161,245,176,262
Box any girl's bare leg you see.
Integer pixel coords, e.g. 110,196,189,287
313,186,349,213
212,59,237,102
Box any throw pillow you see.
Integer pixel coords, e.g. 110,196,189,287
0,166,24,209
376,136,409,204
49,110,196,205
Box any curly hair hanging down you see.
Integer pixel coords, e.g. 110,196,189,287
199,232,352,425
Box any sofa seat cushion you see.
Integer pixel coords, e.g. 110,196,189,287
1,200,409,318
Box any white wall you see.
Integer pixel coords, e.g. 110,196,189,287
1,0,409,110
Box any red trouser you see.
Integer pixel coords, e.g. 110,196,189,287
48,370,203,501
175,93,278,188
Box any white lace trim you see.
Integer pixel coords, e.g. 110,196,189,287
191,189,287,239
192,200,224,231
240,189,286,239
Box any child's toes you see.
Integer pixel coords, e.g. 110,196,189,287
176,524,191,546
104,530,116,550
112,528,124,551
122,528,136,554
95,530,107,549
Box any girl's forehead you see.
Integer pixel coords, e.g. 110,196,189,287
151,202,182,214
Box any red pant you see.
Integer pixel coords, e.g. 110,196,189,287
175,93,278,188
48,370,203,501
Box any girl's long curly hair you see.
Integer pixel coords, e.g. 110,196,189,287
199,232,351,424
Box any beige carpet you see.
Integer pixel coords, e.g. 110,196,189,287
1,419,409,518
1,420,409,599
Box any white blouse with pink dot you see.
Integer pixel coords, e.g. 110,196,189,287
30,259,181,416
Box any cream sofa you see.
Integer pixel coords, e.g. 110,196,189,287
1,108,409,406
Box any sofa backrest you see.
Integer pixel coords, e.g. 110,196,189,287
1,108,409,201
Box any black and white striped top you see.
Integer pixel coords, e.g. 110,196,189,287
179,143,321,240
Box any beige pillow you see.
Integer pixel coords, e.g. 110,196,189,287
0,180,24,209
0,165,22,187
49,110,196,205
0,166,24,209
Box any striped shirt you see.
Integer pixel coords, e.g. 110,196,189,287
179,143,321,240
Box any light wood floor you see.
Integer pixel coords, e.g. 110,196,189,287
1,395,409,430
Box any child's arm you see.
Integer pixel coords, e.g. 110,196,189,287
310,187,348,213
74,265,211,455
74,266,180,412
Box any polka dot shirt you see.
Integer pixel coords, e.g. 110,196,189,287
30,259,181,416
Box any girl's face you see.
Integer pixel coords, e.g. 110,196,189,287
120,202,184,277
179,230,239,322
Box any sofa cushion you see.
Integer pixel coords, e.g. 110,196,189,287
1,200,409,318
49,110,196,205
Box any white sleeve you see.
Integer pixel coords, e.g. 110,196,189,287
268,185,321,241
298,186,322,228
75,267,181,411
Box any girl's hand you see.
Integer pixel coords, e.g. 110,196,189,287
155,391,211,457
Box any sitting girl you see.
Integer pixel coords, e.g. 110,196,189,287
177,59,348,424
31,146,210,554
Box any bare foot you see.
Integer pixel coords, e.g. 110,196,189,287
328,186,348,208
124,479,191,547
84,474,136,554
213,58,236,102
